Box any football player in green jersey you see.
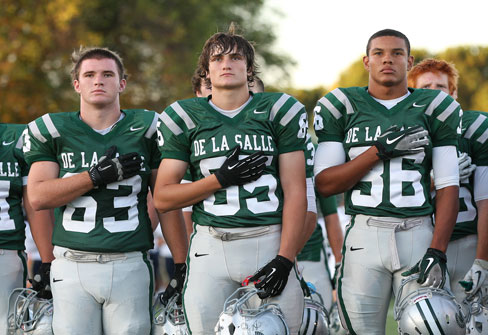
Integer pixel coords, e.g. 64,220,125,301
0,124,53,335
23,47,187,335
154,27,309,334
314,29,461,334
409,59,488,307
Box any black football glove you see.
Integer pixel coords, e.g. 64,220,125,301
30,262,52,299
248,255,294,299
374,125,429,160
160,263,186,305
88,146,142,187
402,248,447,288
214,146,267,188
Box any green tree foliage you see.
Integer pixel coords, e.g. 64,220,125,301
0,0,291,123
334,46,488,111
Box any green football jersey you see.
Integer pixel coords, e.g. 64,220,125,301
0,123,28,250
23,110,161,252
157,92,308,228
451,110,488,240
314,87,460,218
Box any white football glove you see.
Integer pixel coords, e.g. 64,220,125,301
459,258,488,298
458,152,476,181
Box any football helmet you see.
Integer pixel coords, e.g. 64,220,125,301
152,292,188,335
214,286,289,335
299,288,329,335
465,291,488,335
328,303,347,335
7,288,53,335
394,275,466,335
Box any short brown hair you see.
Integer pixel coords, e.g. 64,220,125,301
197,23,258,88
71,46,127,82
408,58,459,95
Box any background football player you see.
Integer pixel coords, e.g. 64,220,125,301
154,25,310,334
23,47,187,335
409,58,488,306
314,29,460,334
0,123,53,335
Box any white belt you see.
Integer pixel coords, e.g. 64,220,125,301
55,246,128,263
356,215,431,271
208,225,281,241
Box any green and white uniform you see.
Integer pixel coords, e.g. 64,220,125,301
446,110,488,304
23,110,160,335
314,87,460,335
0,124,28,335
157,93,307,334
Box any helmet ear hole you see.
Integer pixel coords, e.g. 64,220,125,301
228,323,235,334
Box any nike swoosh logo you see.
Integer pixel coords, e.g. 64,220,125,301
227,162,239,170
413,102,426,108
424,257,434,273
350,246,364,251
386,135,403,145
130,126,144,131
52,278,63,283
2,140,15,146
253,110,266,114
194,253,209,257
99,165,112,171
268,267,276,276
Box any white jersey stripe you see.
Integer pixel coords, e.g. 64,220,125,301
270,94,291,121
280,101,304,126
28,121,47,143
42,114,60,138
170,102,195,130
464,114,487,139
318,97,341,120
437,100,459,122
425,91,448,116
477,128,488,144
159,112,183,136
331,88,354,115
144,113,159,139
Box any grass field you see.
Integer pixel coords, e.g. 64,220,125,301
386,297,399,334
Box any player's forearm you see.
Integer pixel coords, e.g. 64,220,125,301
297,211,317,252
278,190,307,261
475,199,488,260
315,146,380,197
24,189,55,262
154,175,221,212
182,211,194,240
325,213,344,262
28,171,94,210
430,185,459,252
158,209,188,263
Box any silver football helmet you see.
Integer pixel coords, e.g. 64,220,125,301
328,303,347,335
465,291,488,335
394,275,466,335
300,288,329,335
7,288,53,335
152,292,188,335
214,286,290,335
